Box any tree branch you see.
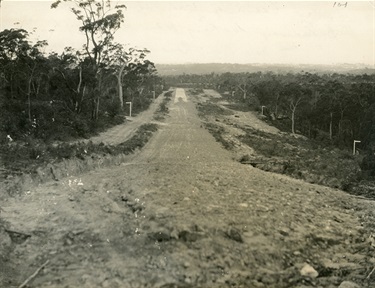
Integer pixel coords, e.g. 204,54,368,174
18,260,49,288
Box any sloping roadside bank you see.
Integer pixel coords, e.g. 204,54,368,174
190,89,375,201
0,90,174,198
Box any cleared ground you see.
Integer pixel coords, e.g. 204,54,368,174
80,92,166,146
1,88,374,288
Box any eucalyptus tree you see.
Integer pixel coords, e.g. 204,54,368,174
280,82,308,135
48,47,94,114
121,58,158,110
51,0,126,119
252,75,282,118
0,28,48,122
103,43,152,110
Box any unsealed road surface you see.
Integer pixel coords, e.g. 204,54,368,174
1,88,374,287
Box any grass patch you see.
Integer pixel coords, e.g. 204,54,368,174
196,102,234,118
188,88,204,95
237,126,362,191
203,123,235,150
222,103,253,112
117,123,158,153
195,101,236,150
154,90,173,121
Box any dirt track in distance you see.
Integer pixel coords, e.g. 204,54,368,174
81,92,166,146
1,88,374,288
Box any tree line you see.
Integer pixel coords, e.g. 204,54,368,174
164,72,375,153
0,0,164,143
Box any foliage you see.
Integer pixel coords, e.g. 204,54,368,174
0,123,158,180
164,71,375,153
360,152,375,180
51,0,126,67
0,1,162,145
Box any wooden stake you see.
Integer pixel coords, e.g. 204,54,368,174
18,260,49,288
367,266,375,280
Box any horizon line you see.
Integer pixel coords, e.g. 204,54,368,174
155,62,375,67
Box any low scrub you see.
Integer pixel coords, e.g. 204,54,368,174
196,102,234,118
159,91,173,113
189,88,204,95
154,90,173,121
238,127,365,194
236,126,362,189
0,100,126,144
203,123,234,150
0,124,158,196
196,97,372,199
164,90,173,98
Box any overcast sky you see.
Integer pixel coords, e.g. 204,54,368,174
1,1,374,66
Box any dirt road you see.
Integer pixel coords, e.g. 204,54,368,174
81,92,167,146
1,88,374,287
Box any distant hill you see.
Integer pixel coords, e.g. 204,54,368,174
155,63,375,76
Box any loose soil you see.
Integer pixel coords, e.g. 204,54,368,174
1,88,374,288
79,91,168,146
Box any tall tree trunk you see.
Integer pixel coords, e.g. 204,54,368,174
329,112,333,140
291,108,296,134
27,77,32,122
93,71,102,120
78,85,86,114
338,110,344,136
117,64,126,110
238,84,247,100
274,92,280,117
96,96,100,119
27,64,36,122
77,65,83,93
91,99,95,119
290,98,302,135
118,80,123,108
35,79,41,96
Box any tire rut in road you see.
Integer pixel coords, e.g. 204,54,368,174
2,88,374,287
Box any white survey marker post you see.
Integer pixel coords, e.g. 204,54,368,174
353,140,361,155
152,91,155,101
125,101,132,117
